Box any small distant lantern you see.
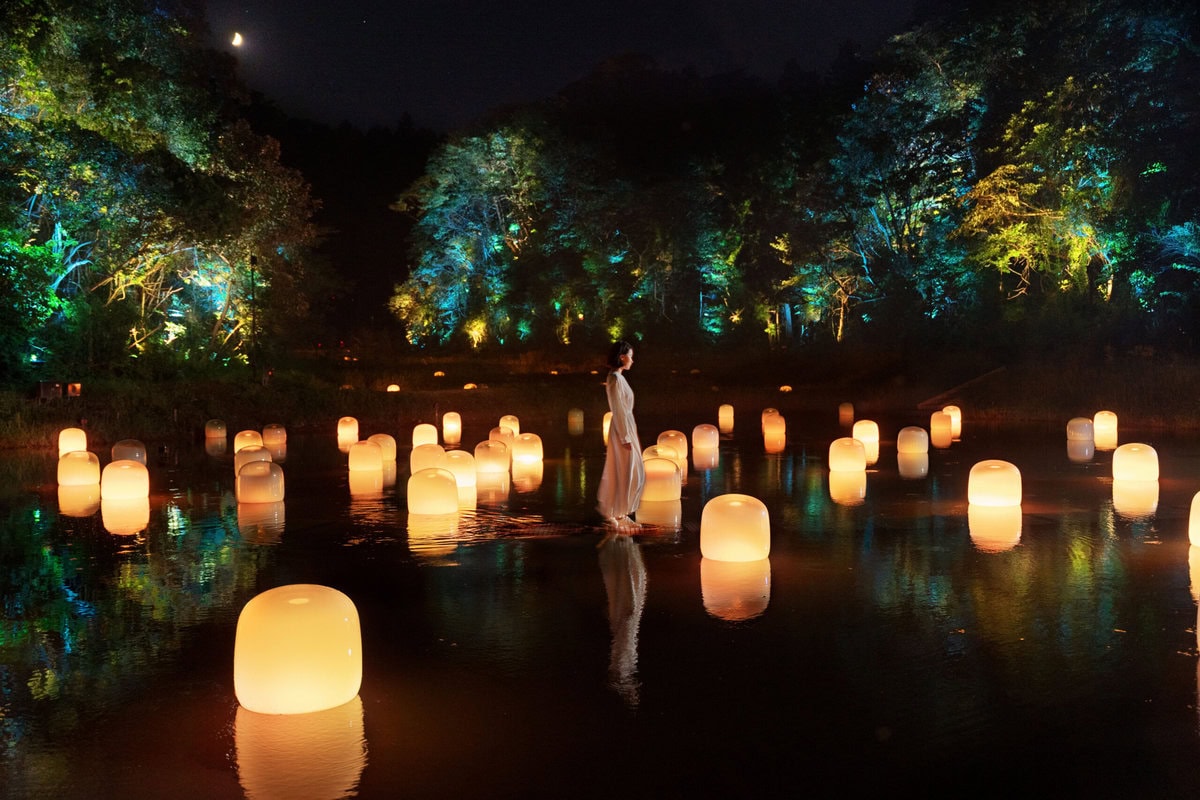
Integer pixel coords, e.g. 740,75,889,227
943,405,962,439
642,457,682,502
58,427,87,459
58,484,101,517
442,412,462,446
111,439,147,465
1112,443,1158,481
1093,410,1119,450
700,494,770,562
407,467,460,515
692,423,719,452
443,450,477,488
658,430,688,462
462,383,477,390
896,426,928,454
412,423,438,448
1112,479,1159,518
101,497,150,535
58,450,100,486
347,440,383,472
511,432,543,463
779,385,792,393
968,460,1022,506
337,417,359,448
968,505,1022,553
386,384,401,392
262,424,287,447
205,419,227,439
828,470,867,506
1066,417,1094,441
930,412,953,449
100,459,149,500
474,440,509,474
635,499,682,529
235,445,273,476
233,584,362,715
410,442,447,474
718,404,734,434
761,408,780,427
762,414,786,453
234,430,265,454
367,433,397,462
897,453,929,480
828,437,867,472
567,408,585,437
851,420,880,466
1067,440,1095,464
834,402,854,428
603,411,612,445
700,558,771,622
237,461,286,504
1188,492,1200,547
499,414,520,436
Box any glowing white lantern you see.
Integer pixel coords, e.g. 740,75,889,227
58,484,101,517
234,430,264,454
968,460,1022,506
1066,417,1093,441
761,408,780,428
968,505,1022,552
235,445,273,475
237,501,286,544
237,461,286,503
407,467,459,515
838,402,854,428
367,433,396,462
262,424,287,447
943,405,962,439
692,423,719,452
700,494,770,562
828,437,866,472
204,419,227,439
337,417,359,450
1112,479,1159,518
443,449,476,488
1113,443,1157,481
412,423,438,448
235,696,365,800
474,440,509,474
488,426,515,453
762,414,786,453
109,439,146,465
828,470,867,506
643,444,677,461
896,426,929,455
718,404,734,434
567,408,585,437
1067,440,1095,463
930,412,953,449
511,433,544,464
101,497,149,535
1188,492,1200,547
1093,410,1118,450
347,440,383,472
442,412,462,446
634,499,682,529
499,414,520,436
101,459,149,500
58,427,87,459
233,584,362,715
512,460,543,493
603,411,612,445
411,443,447,474
658,430,688,462
851,420,880,465
386,383,401,392
700,558,771,621
58,450,100,486
642,457,682,502
897,453,929,480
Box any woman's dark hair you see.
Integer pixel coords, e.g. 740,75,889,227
606,340,633,369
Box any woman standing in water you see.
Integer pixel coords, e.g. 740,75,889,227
597,340,645,528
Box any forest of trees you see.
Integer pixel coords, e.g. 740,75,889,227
2,0,1198,389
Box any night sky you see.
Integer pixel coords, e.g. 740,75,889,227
203,0,918,131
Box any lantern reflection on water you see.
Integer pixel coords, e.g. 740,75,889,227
58,484,101,517
101,497,150,535
234,430,264,454
968,505,1022,552
204,419,226,440
635,499,682,529
828,470,867,506
642,457,682,502
700,558,770,621
443,412,463,446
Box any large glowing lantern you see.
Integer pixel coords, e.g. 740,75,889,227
262,424,287,447
700,494,770,562
762,414,786,454
442,412,462,446
347,440,383,472
348,469,383,497
235,445,273,476
968,505,1022,553
474,440,509,474
407,467,460,515
838,402,854,428
968,460,1022,506
635,499,682,529
658,430,689,462
693,423,719,452
896,427,929,454
58,484,101,517
101,459,149,500
642,457,682,502
234,430,264,454
1112,479,1159,518
412,423,438,448
1113,443,1157,481
1066,417,1093,441
828,437,867,472
718,404,734,434
930,412,953,449
410,443,447,474
1093,410,1119,450
943,405,962,439
603,411,612,445
511,433,544,464
443,449,477,488
58,427,87,459
851,419,880,465
101,497,150,535
337,417,359,450
700,558,771,621
828,470,867,506
237,461,286,504
58,450,100,486
567,408,585,437
761,408,780,428
367,433,397,462
235,696,366,800
233,584,362,715
897,453,929,480
204,419,227,440
1188,492,1200,547
499,414,520,436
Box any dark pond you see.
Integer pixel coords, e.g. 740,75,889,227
4,408,1200,799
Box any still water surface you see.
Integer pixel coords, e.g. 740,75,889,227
4,413,1200,798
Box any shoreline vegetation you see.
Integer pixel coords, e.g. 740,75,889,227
3,347,1198,452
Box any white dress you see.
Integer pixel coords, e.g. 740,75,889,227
597,370,645,519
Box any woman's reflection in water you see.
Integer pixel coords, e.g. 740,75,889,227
598,531,647,708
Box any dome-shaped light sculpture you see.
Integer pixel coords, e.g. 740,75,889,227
262,423,287,447
337,417,359,450
410,442,447,474
837,402,855,428
111,439,147,465
443,449,477,489
930,412,953,449
851,419,880,466
718,404,734,435
58,450,100,486
347,440,383,472
233,584,362,715
407,467,461,515
511,432,544,464
237,461,286,504
967,460,1022,506
942,405,962,439
234,430,264,454
101,459,150,500
412,423,438,449
1066,417,1094,442
658,430,689,463
828,437,867,472
386,383,401,392
58,427,88,459
642,457,682,502
1112,443,1158,481
498,414,520,437
442,412,462,446
474,440,509,474
367,433,397,462
762,414,786,454
234,445,273,476
1093,410,1119,451
700,494,770,562
692,423,719,452
896,427,929,455
204,419,227,440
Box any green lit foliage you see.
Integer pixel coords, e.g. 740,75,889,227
0,233,61,379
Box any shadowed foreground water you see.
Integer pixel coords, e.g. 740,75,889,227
4,412,1200,798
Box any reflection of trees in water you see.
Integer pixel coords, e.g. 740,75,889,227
599,532,646,708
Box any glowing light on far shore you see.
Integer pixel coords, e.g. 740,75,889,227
232,32,244,47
